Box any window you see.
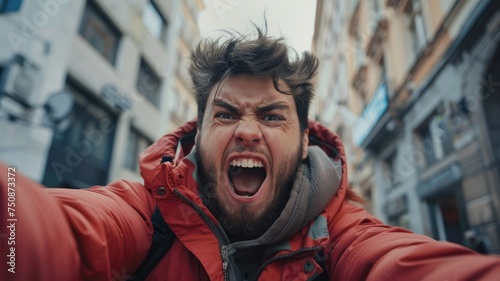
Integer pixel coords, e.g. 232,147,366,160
405,0,427,55
416,105,455,167
431,193,466,244
382,151,408,187
353,31,368,95
142,1,168,42
386,195,410,228
136,59,162,107
447,99,474,149
42,79,117,188
55,81,116,165
355,33,366,70
79,1,121,64
125,128,153,171
420,125,438,166
0,0,22,13
383,152,397,187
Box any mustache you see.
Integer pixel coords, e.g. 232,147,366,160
222,145,267,162
223,146,267,175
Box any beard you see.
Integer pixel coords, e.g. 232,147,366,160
196,138,304,242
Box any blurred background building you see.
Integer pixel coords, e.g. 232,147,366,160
313,0,500,253
0,0,203,186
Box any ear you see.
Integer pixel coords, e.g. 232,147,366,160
195,127,200,144
301,128,309,159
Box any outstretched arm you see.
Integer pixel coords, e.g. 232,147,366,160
327,203,500,281
0,163,156,281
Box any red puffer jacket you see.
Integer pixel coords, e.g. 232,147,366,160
1,120,500,281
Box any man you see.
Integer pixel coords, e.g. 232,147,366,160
1,28,500,281
464,229,489,254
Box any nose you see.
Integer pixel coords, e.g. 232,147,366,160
234,120,262,145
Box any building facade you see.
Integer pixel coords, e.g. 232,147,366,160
313,0,500,253
313,0,376,213
0,0,203,187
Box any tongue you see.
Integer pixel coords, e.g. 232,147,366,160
229,168,265,196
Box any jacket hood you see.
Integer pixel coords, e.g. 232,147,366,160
139,119,350,245
140,119,347,189
139,119,198,187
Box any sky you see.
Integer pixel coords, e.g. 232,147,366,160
198,0,317,53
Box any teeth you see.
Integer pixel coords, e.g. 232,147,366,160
230,158,263,168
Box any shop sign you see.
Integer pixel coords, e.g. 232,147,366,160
352,81,389,146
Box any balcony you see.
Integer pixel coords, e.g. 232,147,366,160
348,0,361,36
366,14,389,59
352,44,367,91
386,0,409,10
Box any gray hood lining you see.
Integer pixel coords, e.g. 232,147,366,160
255,146,342,245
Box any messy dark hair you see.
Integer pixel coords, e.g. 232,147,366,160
189,25,319,132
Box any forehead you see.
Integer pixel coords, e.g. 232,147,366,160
208,74,295,108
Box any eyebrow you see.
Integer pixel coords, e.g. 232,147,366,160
256,102,291,114
213,99,240,114
213,99,291,114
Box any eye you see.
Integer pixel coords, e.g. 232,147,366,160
263,115,283,121
215,112,234,119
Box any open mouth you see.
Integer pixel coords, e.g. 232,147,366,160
228,158,267,197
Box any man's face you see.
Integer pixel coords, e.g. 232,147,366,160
196,74,309,241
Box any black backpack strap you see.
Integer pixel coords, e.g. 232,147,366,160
133,207,176,281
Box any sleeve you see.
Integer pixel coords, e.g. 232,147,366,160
0,163,156,281
327,202,500,281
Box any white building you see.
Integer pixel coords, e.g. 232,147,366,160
0,0,203,188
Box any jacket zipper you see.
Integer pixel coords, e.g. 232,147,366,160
221,245,229,280
173,189,231,280
252,246,323,281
